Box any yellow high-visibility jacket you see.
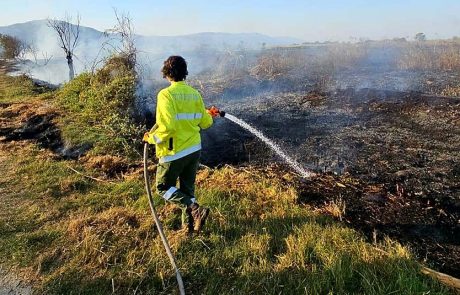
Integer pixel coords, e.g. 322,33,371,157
147,81,213,163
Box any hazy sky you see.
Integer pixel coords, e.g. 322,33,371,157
1,0,460,41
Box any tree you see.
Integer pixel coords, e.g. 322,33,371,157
28,43,53,66
105,10,137,70
415,32,426,42
0,34,27,59
47,14,81,80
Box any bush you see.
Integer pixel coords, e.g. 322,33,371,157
57,55,144,160
250,51,307,81
0,34,27,59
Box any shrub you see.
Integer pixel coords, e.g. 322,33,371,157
57,55,144,160
0,34,27,59
250,51,306,81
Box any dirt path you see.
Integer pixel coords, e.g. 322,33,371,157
0,108,34,294
0,267,31,295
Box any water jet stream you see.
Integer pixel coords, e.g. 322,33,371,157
224,113,315,178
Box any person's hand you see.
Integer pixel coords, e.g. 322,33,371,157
143,132,150,142
207,106,220,117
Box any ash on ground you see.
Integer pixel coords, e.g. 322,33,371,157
202,86,459,276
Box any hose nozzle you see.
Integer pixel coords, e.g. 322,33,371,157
207,106,225,117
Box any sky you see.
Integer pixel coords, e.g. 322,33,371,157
1,0,460,41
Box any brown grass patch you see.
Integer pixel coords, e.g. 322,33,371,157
81,155,130,177
67,207,141,241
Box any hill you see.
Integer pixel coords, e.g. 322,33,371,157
0,20,301,55
0,20,105,56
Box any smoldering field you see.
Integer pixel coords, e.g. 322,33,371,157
191,42,460,276
15,37,460,276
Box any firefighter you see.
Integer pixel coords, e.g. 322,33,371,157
143,56,220,233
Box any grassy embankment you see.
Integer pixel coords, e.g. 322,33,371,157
0,73,44,103
0,58,453,294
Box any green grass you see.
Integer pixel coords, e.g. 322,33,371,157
0,145,452,294
0,73,51,103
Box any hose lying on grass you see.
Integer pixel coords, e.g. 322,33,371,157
373,246,460,291
143,142,185,295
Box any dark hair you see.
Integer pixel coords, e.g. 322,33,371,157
161,56,188,81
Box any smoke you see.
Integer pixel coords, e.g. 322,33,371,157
11,23,434,103
5,19,457,175
2,18,306,87
3,18,458,98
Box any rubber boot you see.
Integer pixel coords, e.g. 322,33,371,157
182,206,194,234
190,203,210,232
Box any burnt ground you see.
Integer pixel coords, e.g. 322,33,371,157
202,88,460,277
0,101,90,159
297,172,460,278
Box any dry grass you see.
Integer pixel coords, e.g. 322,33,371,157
322,195,346,221
250,51,307,81
441,85,460,97
81,155,130,178
398,41,460,71
192,43,370,96
324,43,369,70
0,144,452,294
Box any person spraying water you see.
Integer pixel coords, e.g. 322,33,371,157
142,56,224,295
144,56,221,234
142,55,313,295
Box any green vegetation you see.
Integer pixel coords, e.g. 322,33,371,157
57,55,144,159
0,73,49,103
0,146,451,294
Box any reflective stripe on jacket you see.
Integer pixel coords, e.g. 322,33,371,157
147,81,213,163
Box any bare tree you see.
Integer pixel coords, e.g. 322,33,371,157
47,14,81,80
415,32,426,42
105,9,137,70
28,43,53,66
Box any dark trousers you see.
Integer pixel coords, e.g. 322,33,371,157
155,150,200,207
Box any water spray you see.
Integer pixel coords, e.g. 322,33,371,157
221,112,314,178
209,106,314,178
